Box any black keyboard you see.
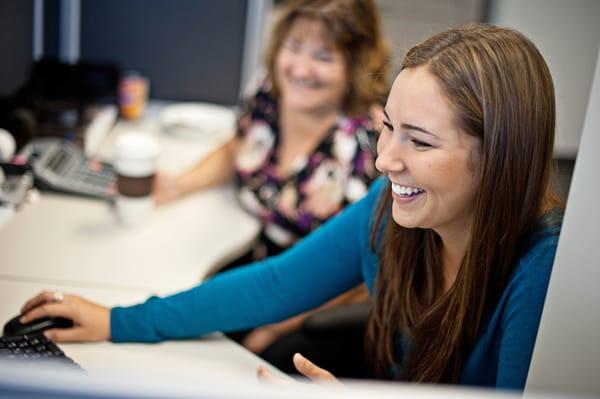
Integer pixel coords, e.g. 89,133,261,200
0,334,83,370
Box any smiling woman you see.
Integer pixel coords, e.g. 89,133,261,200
153,0,391,373
19,23,562,391
369,24,562,384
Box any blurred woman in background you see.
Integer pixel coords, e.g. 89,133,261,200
154,0,390,370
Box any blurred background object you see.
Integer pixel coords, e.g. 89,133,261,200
268,0,599,202
118,71,148,120
0,0,267,153
0,129,16,162
1,0,597,192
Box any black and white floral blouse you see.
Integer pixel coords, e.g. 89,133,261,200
234,84,379,258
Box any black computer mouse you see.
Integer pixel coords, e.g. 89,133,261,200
3,314,74,336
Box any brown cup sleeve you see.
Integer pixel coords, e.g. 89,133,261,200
116,173,155,197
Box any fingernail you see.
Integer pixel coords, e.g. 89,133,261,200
19,316,26,323
43,331,51,339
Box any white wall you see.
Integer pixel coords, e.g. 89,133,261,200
376,0,487,75
525,46,600,396
488,0,600,158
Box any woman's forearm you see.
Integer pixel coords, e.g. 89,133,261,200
175,138,239,196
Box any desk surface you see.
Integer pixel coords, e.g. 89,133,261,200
0,185,259,293
0,104,273,381
0,279,284,380
0,102,260,292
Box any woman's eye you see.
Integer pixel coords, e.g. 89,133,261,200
410,138,432,148
313,50,333,62
382,121,393,132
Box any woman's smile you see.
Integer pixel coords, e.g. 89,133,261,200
390,181,426,204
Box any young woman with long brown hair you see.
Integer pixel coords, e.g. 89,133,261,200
18,24,562,390
366,23,562,385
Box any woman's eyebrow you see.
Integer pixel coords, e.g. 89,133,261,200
384,109,439,139
401,123,439,139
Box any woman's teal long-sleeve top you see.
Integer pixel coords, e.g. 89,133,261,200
111,177,562,390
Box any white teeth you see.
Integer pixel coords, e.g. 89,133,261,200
391,183,424,196
290,78,320,88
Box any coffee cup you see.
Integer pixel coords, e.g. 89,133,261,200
113,132,160,226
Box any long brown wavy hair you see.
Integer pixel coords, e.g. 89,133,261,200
264,0,390,115
366,24,562,383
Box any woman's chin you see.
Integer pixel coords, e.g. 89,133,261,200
282,99,325,113
392,209,423,230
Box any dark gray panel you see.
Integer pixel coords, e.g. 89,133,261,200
0,0,33,96
80,0,247,105
43,0,60,59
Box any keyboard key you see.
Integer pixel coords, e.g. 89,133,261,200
0,334,83,371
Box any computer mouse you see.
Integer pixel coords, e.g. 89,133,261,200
3,314,74,336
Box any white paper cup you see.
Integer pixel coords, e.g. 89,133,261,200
115,196,154,226
113,132,160,226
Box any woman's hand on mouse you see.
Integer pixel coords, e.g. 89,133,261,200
20,291,110,342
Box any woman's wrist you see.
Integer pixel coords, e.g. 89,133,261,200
171,175,186,199
103,307,112,341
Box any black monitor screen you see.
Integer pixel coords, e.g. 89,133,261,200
79,0,247,105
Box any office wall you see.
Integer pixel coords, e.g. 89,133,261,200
488,0,600,159
375,0,487,77
0,0,33,96
525,47,600,396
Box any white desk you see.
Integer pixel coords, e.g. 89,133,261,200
0,102,260,291
0,186,259,292
0,103,278,381
0,280,285,380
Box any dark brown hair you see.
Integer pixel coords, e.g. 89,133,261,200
367,24,561,382
264,0,390,115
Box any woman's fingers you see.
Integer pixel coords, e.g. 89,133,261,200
258,357,341,387
256,365,293,384
293,353,340,384
256,365,272,380
19,293,111,342
44,326,86,342
20,301,74,324
21,291,56,314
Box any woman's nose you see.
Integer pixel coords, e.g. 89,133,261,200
289,53,314,78
375,136,405,174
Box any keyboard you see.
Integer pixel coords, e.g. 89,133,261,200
0,334,83,370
